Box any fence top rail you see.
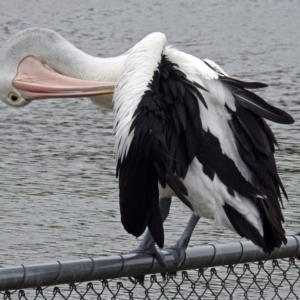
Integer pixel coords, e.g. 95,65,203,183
0,235,299,291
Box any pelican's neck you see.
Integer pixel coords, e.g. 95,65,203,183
43,45,126,83
0,28,126,82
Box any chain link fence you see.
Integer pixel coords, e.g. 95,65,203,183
1,236,300,299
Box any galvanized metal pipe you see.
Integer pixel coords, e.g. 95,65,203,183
0,236,299,291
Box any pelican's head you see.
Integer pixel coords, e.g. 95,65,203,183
0,72,28,107
0,29,115,107
0,56,115,108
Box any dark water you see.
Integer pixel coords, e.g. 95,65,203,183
0,0,299,288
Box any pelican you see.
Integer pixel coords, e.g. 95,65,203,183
0,28,294,267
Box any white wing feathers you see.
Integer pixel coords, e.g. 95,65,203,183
114,32,166,161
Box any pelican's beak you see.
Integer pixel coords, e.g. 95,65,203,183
12,56,115,101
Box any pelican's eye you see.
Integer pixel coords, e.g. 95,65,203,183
8,92,20,102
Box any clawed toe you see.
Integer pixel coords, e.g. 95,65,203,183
129,245,167,266
128,244,168,285
129,274,145,286
164,244,187,267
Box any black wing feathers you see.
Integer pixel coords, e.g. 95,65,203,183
219,76,268,89
223,204,266,249
196,130,263,198
232,89,294,124
118,149,163,246
117,55,205,247
224,78,293,251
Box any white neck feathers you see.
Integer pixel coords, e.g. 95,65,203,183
0,28,125,82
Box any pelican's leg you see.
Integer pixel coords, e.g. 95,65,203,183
165,213,200,267
129,197,172,266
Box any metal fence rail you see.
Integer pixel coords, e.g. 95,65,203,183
1,236,300,299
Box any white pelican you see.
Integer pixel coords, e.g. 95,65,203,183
0,28,294,267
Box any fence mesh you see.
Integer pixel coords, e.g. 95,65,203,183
2,257,299,300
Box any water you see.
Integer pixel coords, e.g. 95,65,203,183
0,0,299,287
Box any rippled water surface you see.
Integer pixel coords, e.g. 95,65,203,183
0,0,299,285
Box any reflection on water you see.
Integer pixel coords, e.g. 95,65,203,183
0,0,299,297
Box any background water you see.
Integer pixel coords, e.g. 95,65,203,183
0,0,299,281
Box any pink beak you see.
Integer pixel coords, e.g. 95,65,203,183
13,56,115,101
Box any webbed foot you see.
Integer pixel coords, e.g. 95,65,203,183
128,245,167,286
129,244,167,267
164,242,188,267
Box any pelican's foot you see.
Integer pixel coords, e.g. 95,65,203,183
164,242,187,268
128,245,167,286
129,244,167,267
164,214,201,268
